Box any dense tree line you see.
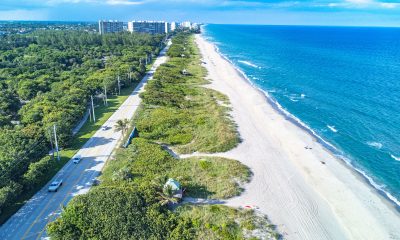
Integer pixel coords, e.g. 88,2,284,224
0,29,164,218
0,21,97,36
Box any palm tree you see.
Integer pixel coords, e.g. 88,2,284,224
151,177,179,206
114,119,130,136
157,185,179,206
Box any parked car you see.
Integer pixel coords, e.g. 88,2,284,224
101,126,107,131
48,180,63,192
72,155,81,164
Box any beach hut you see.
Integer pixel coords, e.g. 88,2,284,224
164,178,183,199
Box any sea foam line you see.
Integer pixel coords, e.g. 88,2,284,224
238,60,261,69
327,125,338,133
391,154,400,162
367,141,383,149
207,37,400,209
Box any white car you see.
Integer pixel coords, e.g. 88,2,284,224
48,180,63,192
72,155,81,164
101,126,107,131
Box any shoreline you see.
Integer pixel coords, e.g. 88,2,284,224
195,33,400,239
213,41,400,211
202,25,400,210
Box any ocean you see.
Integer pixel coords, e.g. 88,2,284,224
203,24,400,208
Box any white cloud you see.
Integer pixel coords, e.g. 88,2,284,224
327,0,400,9
105,0,145,5
380,2,400,8
0,9,48,20
345,0,373,4
45,0,146,5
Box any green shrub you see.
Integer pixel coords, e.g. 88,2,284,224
47,188,176,240
23,156,57,190
0,182,22,215
198,159,212,170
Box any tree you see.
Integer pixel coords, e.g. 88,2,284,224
0,27,165,221
23,156,56,190
111,166,133,182
114,119,130,136
47,188,175,240
0,182,23,215
157,185,179,206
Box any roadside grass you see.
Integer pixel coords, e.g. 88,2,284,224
0,83,138,225
135,35,240,154
176,204,279,240
61,84,137,161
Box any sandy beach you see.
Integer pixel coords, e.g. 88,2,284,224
195,34,400,240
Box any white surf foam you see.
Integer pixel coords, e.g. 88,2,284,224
238,60,261,69
327,125,338,133
344,158,400,207
367,141,383,149
391,154,400,162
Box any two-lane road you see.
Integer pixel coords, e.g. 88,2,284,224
0,41,171,240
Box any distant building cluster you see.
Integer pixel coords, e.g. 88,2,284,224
98,20,199,34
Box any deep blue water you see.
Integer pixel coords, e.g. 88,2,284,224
203,24,400,207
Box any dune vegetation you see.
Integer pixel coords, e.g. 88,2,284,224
48,32,278,240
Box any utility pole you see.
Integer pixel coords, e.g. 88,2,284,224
91,95,96,122
88,108,92,122
117,75,121,95
49,129,54,159
104,85,108,106
53,124,60,161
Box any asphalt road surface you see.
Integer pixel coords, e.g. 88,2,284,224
0,41,171,240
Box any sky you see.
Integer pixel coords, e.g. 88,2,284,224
0,0,400,26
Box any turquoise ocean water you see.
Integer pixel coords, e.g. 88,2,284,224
203,24,400,208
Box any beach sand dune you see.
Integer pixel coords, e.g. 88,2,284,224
195,34,400,240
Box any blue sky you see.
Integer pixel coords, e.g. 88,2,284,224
1,0,400,26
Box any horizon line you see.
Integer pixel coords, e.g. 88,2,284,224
0,20,399,28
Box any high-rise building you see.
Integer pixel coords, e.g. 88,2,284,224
128,21,170,34
180,21,192,29
170,22,177,31
165,22,171,34
98,20,124,34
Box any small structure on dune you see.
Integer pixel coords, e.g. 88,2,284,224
123,127,139,148
164,178,183,199
181,69,189,75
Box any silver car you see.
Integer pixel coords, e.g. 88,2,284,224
72,155,81,164
48,180,63,192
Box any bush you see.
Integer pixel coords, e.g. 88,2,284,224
198,159,212,170
47,188,176,240
22,156,57,190
0,182,23,215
